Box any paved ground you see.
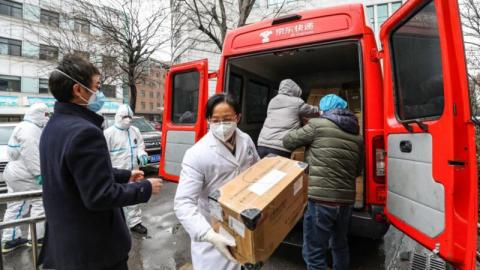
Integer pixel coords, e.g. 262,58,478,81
1,176,420,270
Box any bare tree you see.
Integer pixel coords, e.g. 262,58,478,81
75,0,170,112
176,0,291,52
25,0,170,112
460,0,480,115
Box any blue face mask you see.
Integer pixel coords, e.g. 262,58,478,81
54,69,106,112
82,87,106,112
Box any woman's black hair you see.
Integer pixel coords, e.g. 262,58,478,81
205,93,240,119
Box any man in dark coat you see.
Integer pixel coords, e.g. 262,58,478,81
39,54,162,270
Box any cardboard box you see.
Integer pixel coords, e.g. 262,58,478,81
307,88,341,106
208,156,308,267
342,88,361,113
290,147,305,162
354,176,364,209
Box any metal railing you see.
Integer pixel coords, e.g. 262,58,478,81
0,190,44,270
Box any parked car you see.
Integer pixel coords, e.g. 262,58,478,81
0,123,18,191
103,115,162,167
150,121,162,132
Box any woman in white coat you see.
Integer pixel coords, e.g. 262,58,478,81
174,94,260,270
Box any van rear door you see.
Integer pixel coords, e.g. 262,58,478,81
380,0,477,268
159,59,209,182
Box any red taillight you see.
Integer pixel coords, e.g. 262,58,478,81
373,135,385,184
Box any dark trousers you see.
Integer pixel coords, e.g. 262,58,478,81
257,146,291,158
302,200,352,270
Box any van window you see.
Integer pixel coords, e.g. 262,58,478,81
391,1,444,121
172,70,199,124
229,73,243,110
245,80,269,123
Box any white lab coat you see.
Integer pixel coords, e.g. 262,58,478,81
174,129,260,270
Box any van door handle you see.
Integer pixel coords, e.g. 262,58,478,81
400,140,412,153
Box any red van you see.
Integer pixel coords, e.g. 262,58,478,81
160,0,478,269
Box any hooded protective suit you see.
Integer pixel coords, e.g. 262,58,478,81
104,105,147,228
2,103,49,243
257,79,318,153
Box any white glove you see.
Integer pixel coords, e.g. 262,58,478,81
201,228,237,262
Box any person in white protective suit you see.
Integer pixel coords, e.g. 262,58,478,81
104,104,149,234
174,93,260,270
2,103,49,253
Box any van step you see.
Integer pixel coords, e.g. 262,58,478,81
409,251,453,270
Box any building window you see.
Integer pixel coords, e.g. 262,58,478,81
0,75,21,92
366,6,374,30
141,102,146,109
150,103,153,110
40,9,59,27
267,0,281,8
39,44,58,61
74,18,90,34
103,85,116,98
149,91,154,98
73,50,90,60
156,92,160,97
0,0,22,19
39,78,49,94
391,1,402,13
140,90,145,97
0,37,21,56
377,4,389,27
157,102,160,108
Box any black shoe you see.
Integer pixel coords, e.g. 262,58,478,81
2,238,28,253
130,223,148,235
26,238,43,248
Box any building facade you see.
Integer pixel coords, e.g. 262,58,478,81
0,0,125,122
134,59,168,122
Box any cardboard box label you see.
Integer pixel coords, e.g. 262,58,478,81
229,216,246,238
209,199,223,221
219,225,235,243
248,169,287,196
293,177,303,196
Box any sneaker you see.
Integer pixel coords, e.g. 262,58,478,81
2,238,28,253
130,223,148,235
26,238,43,248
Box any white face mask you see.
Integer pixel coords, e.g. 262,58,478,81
210,122,237,142
120,117,132,129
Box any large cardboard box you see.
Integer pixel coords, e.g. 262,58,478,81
208,156,308,267
290,147,305,162
307,88,341,106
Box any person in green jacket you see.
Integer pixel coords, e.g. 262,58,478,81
283,94,363,270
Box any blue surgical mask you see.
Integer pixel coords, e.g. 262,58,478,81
54,69,106,112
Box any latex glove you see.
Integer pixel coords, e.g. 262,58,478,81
201,229,237,262
139,155,149,166
34,175,43,185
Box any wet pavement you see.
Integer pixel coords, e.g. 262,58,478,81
1,176,417,270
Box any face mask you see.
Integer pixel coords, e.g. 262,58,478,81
54,69,106,112
210,122,237,142
120,117,132,129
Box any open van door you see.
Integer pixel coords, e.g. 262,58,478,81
380,0,478,268
160,59,209,182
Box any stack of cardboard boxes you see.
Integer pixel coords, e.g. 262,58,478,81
292,84,364,208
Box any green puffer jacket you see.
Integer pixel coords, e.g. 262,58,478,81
283,109,363,204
